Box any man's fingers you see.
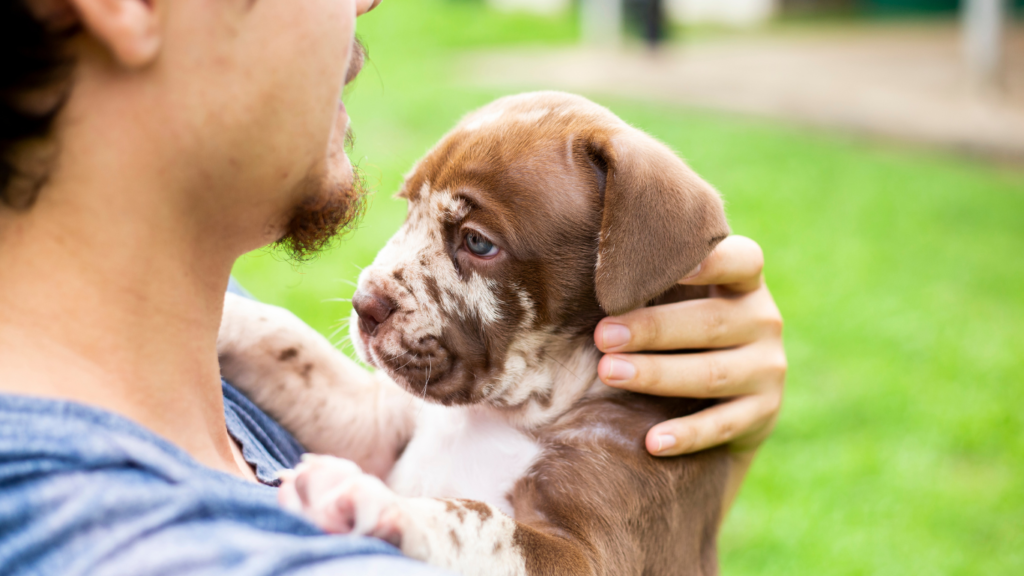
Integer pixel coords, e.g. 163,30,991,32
645,394,780,457
595,286,781,353
594,236,777,354
597,342,786,398
680,235,764,293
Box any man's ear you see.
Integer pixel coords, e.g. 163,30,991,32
589,127,730,316
68,0,160,68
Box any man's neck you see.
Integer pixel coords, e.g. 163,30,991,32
0,188,254,480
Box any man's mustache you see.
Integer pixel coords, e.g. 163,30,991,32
345,39,367,86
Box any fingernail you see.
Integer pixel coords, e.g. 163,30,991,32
599,323,631,350
682,263,702,281
602,356,636,384
655,434,677,453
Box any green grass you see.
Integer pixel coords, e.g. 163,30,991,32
232,1,1024,573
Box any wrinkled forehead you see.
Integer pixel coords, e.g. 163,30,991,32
400,96,614,252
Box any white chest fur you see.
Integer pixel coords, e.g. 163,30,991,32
386,403,541,517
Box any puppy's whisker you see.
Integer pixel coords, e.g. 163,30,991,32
338,339,358,358
394,353,415,372
415,359,432,418
379,349,403,361
328,323,352,343
541,351,583,384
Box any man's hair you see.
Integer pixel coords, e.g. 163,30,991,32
1,0,77,209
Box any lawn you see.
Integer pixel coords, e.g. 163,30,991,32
232,1,1024,574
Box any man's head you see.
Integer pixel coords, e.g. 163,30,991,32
351,92,729,409
1,0,381,258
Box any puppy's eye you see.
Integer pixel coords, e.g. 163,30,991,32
465,232,499,258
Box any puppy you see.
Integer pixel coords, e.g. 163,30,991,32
219,91,731,576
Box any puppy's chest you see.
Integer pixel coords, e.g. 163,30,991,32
386,404,541,517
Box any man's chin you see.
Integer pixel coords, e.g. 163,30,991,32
275,165,366,261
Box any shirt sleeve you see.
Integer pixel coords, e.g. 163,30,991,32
3,465,452,576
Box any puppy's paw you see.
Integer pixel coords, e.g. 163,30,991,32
278,454,405,546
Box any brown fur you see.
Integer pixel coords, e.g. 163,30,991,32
509,396,728,576
368,92,728,409
363,92,732,575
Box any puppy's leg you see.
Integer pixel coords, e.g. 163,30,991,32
281,456,593,576
218,294,418,478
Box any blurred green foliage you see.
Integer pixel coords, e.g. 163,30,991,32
232,1,1024,574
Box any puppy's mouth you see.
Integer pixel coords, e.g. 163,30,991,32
377,333,452,392
354,316,482,406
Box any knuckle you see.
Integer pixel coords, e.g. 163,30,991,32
637,357,661,391
705,356,729,395
637,311,663,349
761,311,784,337
759,378,785,415
764,390,785,422
765,391,783,416
767,350,789,380
701,306,728,346
712,416,738,444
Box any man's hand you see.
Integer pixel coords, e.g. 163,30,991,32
594,235,786,458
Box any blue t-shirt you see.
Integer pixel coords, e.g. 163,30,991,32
0,381,450,575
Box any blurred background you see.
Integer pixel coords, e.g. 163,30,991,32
232,1,1024,573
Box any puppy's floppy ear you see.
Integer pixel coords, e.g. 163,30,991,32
589,127,730,316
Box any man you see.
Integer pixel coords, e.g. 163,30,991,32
0,0,786,573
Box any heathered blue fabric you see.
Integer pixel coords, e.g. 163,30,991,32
0,381,450,575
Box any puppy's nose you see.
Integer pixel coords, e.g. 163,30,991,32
352,290,394,336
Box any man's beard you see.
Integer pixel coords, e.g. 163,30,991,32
275,38,367,261
275,163,367,261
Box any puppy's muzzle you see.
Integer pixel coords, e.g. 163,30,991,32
352,290,394,336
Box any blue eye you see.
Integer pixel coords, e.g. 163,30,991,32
465,232,499,258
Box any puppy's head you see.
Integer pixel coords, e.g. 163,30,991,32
351,92,728,408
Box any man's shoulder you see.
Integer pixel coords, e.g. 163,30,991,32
0,392,301,548
0,393,193,484
0,393,449,576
